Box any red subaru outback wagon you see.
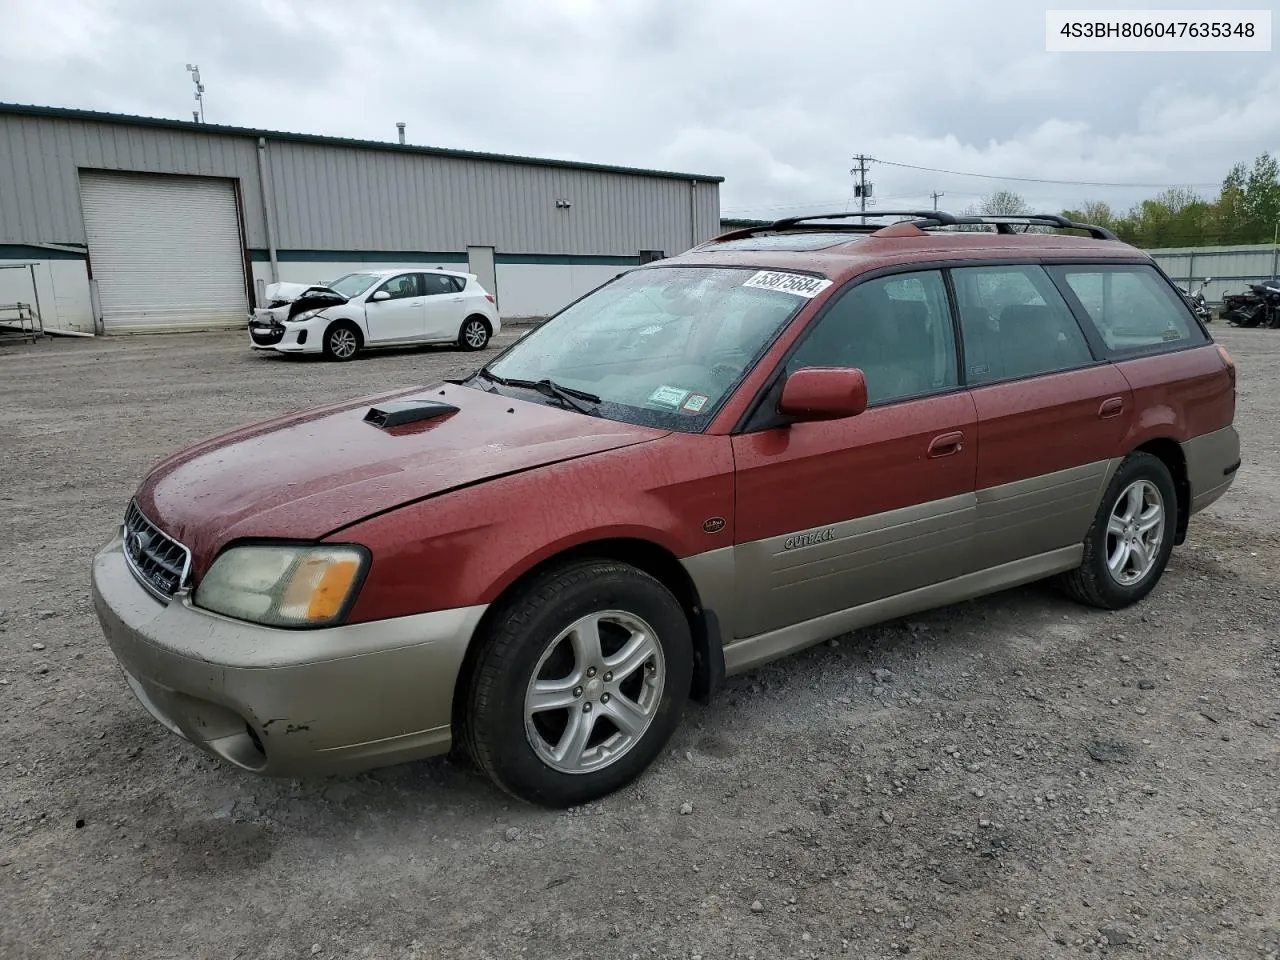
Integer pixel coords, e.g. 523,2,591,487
91,211,1239,807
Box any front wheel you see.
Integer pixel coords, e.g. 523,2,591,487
462,560,693,807
323,322,361,361
1059,452,1177,609
458,316,491,351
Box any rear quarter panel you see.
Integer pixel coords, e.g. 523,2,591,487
335,433,735,623
1114,345,1234,446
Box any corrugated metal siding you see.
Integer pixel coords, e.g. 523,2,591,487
1148,243,1280,303
0,114,721,257
264,139,714,256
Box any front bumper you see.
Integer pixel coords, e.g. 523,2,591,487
91,533,486,776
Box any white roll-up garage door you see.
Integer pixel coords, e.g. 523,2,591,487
79,171,249,333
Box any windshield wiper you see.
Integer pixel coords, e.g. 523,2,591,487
477,371,601,414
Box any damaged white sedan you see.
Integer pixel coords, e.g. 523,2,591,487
248,268,501,360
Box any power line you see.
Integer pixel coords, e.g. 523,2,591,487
870,157,1221,189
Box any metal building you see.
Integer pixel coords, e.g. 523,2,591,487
1146,242,1280,305
0,103,723,335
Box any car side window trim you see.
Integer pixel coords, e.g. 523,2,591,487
1044,262,1210,361
946,262,1105,389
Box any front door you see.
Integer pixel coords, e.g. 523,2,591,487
950,263,1135,570
731,269,978,639
364,272,426,342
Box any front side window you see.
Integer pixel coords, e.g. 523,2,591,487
327,273,380,298
786,270,958,405
480,266,813,430
1051,264,1207,353
951,264,1093,384
374,273,423,300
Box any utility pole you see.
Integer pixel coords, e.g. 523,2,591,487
850,155,871,212
931,190,944,211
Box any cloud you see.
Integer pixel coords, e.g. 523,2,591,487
1,0,1277,221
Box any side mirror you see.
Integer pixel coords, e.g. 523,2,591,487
369,290,391,302
778,367,868,422
1203,277,1212,284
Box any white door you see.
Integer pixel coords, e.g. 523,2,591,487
79,172,248,333
421,271,468,340
363,273,426,342
467,246,497,306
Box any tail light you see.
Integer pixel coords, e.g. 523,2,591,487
1216,344,1235,387
485,294,495,304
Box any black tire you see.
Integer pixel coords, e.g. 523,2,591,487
463,560,693,807
323,321,361,361
458,315,491,351
1059,452,1178,610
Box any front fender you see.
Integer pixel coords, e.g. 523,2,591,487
335,433,735,624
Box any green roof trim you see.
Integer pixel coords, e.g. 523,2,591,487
0,103,724,184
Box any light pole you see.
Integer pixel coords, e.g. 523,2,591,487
186,64,205,123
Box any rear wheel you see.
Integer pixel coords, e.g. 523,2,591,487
323,322,361,361
463,560,693,807
1060,452,1177,609
458,316,491,351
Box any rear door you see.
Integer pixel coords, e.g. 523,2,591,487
731,269,977,639
364,273,426,342
951,263,1133,571
422,272,468,340
1048,262,1235,510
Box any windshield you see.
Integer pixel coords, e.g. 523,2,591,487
480,265,816,430
327,273,381,298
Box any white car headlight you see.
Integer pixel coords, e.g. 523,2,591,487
193,544,369,628
286,307,327,323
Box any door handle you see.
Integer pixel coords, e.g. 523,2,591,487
927,431,964,458
1098,397,1125,419
450,297,465,302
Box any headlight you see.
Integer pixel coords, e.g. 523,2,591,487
287,307,327,323
193,544,368,628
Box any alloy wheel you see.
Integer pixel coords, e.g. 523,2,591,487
329,328,357,359
523,610,665,775
1105,479,1165,586
464,320,489,349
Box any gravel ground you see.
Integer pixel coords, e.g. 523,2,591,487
1,327,1277,960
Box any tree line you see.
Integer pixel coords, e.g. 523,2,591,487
960,153,1280,249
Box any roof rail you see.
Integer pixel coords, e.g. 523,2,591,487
769,210,961,229
706,209,1117,245
949,214,1118,241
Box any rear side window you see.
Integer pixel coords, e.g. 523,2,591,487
951,265,1094,385
786,270,958,405
421,273,458,296
1050,264,1207,353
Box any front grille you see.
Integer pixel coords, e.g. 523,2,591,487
250,324,284,345
122,501,192,601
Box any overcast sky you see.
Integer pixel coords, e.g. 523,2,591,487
3,0,1278,220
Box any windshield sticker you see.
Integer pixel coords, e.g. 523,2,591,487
742,271,833,298
647,385,690,409
680,393,709,414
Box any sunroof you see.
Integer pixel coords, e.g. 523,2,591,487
712,231,861,251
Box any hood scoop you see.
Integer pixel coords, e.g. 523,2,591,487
363,399,460,429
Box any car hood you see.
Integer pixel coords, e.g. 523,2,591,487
254,282,350,322
135,383,668,573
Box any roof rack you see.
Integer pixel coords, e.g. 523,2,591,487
710,210,1116,243
949,214,1118,241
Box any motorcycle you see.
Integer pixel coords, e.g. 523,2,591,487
1223,277,1280,329
1178,277,1213,324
